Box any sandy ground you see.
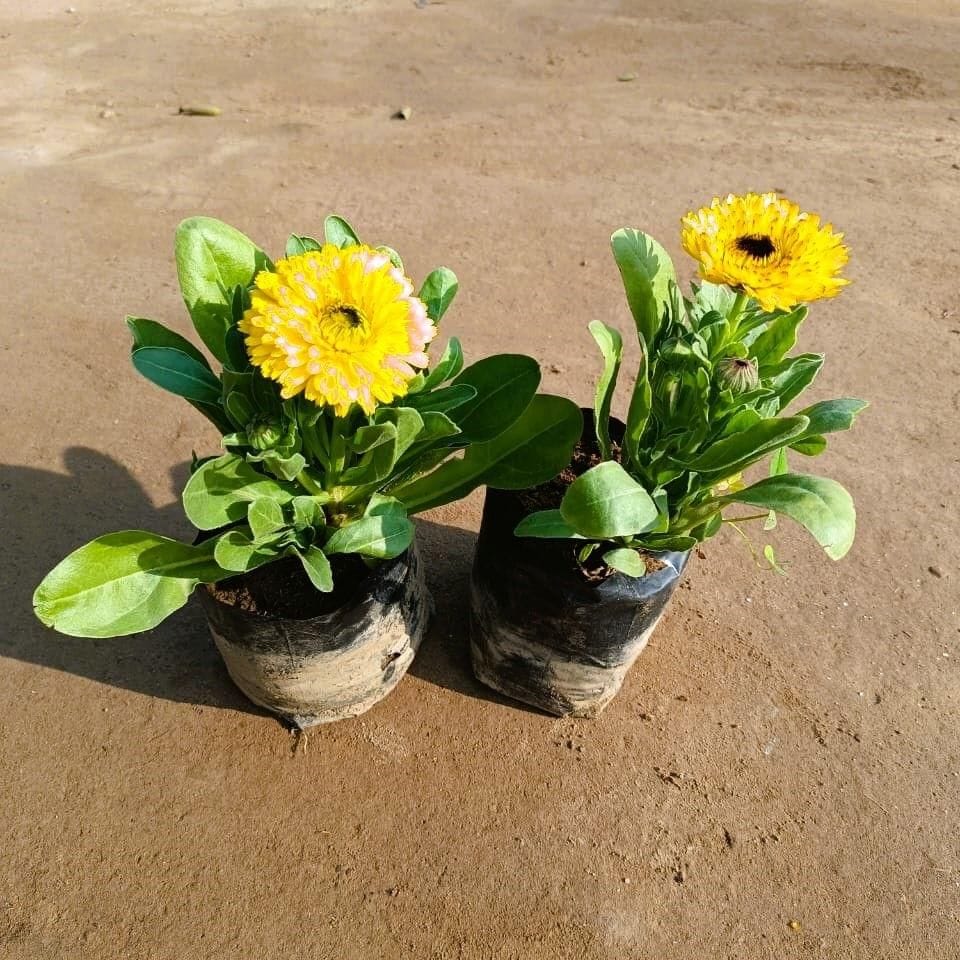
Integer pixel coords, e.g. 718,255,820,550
2,0,959,957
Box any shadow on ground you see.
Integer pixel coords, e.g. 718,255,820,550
3,447,516,716
411,517,537,713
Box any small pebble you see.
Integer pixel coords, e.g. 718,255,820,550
178,104,221,116
618,72,638,82
787,920,801,932
928,566,943,578
99,109,115,119
393,105,412,120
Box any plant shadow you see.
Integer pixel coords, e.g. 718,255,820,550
3,447,264,717
412,518,541,714
4,448,524,717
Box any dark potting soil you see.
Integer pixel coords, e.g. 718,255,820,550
206,553,372,620
515,439,665,583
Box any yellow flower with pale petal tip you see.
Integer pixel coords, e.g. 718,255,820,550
239,245,436,416
681,193,849,312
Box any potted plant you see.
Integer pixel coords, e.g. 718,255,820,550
34,215,581,726
470,192,866,718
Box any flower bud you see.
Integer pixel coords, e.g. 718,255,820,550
716,356,759,395
247,415,285,451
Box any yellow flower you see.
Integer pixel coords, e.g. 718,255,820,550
681,193,849,312
240,245,435,416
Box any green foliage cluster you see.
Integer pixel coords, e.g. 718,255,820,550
516,229,865,577
34,216,581,637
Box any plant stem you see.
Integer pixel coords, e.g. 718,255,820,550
726,290,748,339
296,469,325,497
722,513,770,524
326,421,348,490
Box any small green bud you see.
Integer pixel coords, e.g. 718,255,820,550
716,356,759,395
247,416,285,451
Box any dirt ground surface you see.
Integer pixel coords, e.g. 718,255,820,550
2,0,959,957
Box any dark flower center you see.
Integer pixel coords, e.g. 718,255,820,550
735,234,776,259
731,358,752,369
335,304,365,328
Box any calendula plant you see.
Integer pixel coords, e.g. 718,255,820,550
35,215,581,637
516,192,865,576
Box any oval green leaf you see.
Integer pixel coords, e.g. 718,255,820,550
175,217,270,363
450,354,541,442
182,454,297,530
722,473,856,560
131,346,223,404
419,267,459,323
33,532,224,638
560,461,659,539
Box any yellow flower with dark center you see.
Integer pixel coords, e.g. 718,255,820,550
681,193,849,312
239,245,435,416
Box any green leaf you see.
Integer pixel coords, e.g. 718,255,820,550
294,545,334,592
191,402,235,434
722,473,856,560
419,267,459,323
624,333,652,469
603,547,647,578
449,354,541,442
721,408,763,438
214,529,282,573
126,318,231,432
588,320,623,461
126,316,210,369
182,454,297,530
790,436,827,457
639,534,697,551
417,411,461,443
422,337,465,389
750,306,807,369
680,416,810,479
765,354,823,411
228,283,250,325
247,498,285,539
404,383,477,415
770,446,789,476
793,398,868,436
131,347,223,405
285,234,322,256
394,395,582,514
324,497,414,558
514,509,582,539
324,215,360,248
224,326,250,373
292,496,327,530
559,461,659,539
225,390,255,428
691,281,737,321
374,407,425,459
251,371,282,414
376,245,404,271
340,423,399,485
256,451,307,482
349,423,395,454
610,228,677,348
763,543,788,575
174,217,270,363
33,532,224,638
578,542,599,565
